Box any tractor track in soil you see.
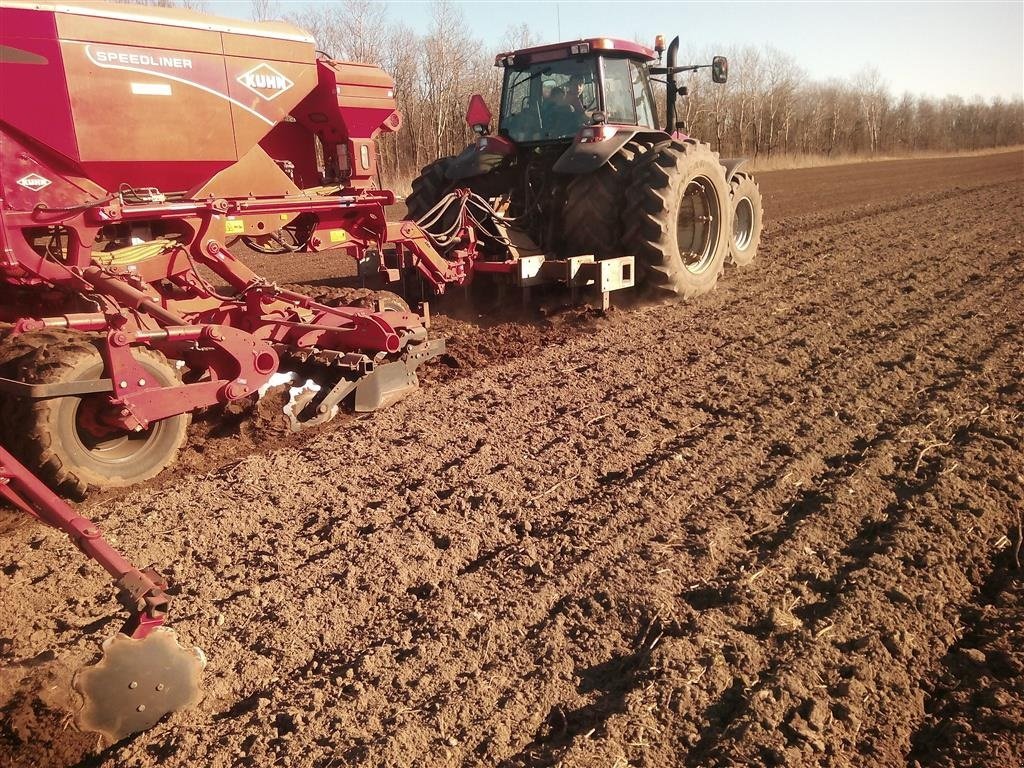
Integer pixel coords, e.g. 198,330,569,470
0,151,1022,767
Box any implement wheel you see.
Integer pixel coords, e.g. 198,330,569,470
346,290,412,314
3,335,189,497
624,139,730,297
728,171,763,267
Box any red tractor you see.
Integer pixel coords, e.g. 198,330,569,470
406,35,763,297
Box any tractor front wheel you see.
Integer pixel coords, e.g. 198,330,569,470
624,139,731,297
4,336,189,497
727,171,763,267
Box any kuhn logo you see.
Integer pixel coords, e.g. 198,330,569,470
237,64,293,101
16,173,51,191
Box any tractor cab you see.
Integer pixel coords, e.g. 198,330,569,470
494,38,660,145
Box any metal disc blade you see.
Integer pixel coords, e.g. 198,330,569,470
73,628,205,743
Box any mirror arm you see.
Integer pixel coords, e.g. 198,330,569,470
650,65,705,76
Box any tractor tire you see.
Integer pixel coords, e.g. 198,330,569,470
4,336,189,497
561,140,652,258
624,139,731,297
405,157,455,222
727,172,763,267
319,288,411,313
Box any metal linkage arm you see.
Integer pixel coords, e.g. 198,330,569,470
0,446,170,639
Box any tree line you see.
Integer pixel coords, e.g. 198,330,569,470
279,0,1022,183
126,0,1024,183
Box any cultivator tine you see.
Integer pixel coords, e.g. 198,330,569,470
74,629,205,744
278,338,447,426
284,376,359,431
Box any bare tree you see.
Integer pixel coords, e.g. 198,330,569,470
856,67,888,154
249,0,280,22
500,23,539,52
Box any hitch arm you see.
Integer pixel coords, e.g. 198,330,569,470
0,447,170,639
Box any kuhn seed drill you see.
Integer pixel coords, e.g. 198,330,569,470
0,0,455,741
0,1,455,497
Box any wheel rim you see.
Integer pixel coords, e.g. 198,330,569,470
733,196,754,251
676,175,722,274
73,398,170,464
63,360,177,473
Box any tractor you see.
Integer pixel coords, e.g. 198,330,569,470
406,35,764,297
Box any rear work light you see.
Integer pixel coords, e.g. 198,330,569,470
569,43,590,55
578,125,617,143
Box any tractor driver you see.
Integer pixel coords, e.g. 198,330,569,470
565,74,587,114
542,86,576,135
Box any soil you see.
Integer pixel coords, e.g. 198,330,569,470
1,150,1022,768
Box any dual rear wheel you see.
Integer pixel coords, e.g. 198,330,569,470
565,138,758,298
727,171,763,268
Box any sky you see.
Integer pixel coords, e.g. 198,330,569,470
206,1,1024,101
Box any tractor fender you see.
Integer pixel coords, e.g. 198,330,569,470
446,135,516,181
552,128,640,175
720,157,749,183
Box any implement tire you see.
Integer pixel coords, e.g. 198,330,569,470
562,140,652,258
406,157,455,222
346,290,411,314
624,139,730,297
3,335,189,497
728,171,763,267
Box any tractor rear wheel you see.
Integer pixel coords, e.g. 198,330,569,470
624,139,731,297
3,336,189,497
561,140,651,258
727,172,763,267
405,157,455,222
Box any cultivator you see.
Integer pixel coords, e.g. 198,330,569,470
1,0,764,742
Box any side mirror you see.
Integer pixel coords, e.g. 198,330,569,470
711,56,728,84
466,94,492,135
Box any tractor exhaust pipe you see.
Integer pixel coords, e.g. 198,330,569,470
665,36,680,134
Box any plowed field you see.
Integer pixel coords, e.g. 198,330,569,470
2,151,1022,768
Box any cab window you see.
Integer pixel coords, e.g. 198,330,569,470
629,60,657,128
499,59,598,143
601,57,635,124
